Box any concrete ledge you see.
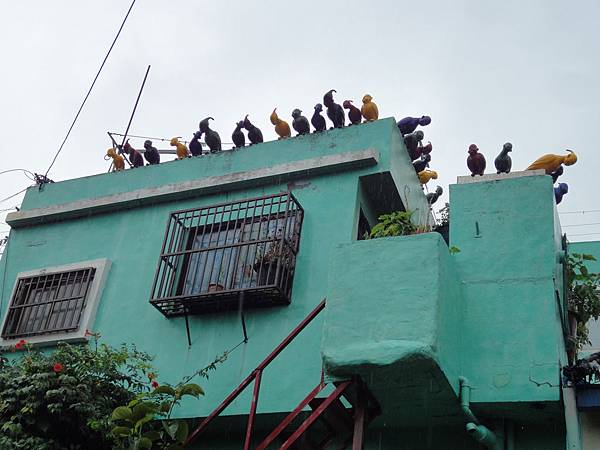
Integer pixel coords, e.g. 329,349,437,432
457,169,546,184
7,149,379,227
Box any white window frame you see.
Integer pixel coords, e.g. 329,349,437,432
0,258,111,348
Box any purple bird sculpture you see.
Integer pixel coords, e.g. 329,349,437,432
397,116,431,136
554,183,568,204
467,144,486,176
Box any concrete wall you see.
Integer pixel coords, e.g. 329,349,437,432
450,174,566,405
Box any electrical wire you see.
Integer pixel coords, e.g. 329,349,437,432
0,188,28,205
559,209,600,215
562,222,600,228
44,0,137,178
0,168,36,180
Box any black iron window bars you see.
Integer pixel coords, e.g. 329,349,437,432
150,192,304,317
1,268,96,339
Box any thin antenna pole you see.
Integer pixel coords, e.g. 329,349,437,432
120,65,151,148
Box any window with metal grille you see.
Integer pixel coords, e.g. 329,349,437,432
150,192,304,317
1,268,95,339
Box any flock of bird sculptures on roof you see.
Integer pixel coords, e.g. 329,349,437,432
104,89,577,206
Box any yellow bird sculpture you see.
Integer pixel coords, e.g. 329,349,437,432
170,137,190,160
105,148,125,172
361,94,379,122
526,150,577,174
418,169,438,185
270,108,291,139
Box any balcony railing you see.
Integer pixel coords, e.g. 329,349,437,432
150,192,303,317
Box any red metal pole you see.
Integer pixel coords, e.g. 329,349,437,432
280,381,351,450
243,370,262,450
351,383,367,450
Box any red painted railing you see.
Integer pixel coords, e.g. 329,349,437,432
184,298,327,448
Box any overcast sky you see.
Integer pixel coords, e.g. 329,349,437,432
1,0,599,241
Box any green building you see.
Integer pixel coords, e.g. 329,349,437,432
0,118,596,449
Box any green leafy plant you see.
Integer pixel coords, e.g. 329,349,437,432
0,336,153,450
110,352,228,450
567,253,600,350
367,211,417,239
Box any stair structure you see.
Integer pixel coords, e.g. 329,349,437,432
184,299,380,449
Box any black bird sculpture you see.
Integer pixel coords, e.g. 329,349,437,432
323,89,345,129
551,165,564,184
199,117,222,153
143,140,160,165
342,100,362,125
311,103,327,132
123,141,144,168
291,109,310,136
426,186,443,206
189,131,203,156
404,130,424,161
413,154,431,173
467,144,486,176
494,142,512,174
232,121,246,148
243,115,263,145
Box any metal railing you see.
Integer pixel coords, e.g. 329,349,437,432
150,192,304,316
183,298,326,448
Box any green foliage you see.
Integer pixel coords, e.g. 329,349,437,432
368,211,417,239
111,352,228,450
449,246,461,255
0,340,153,450
567,253,600,350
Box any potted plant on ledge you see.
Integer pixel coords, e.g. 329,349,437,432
566,253,600,360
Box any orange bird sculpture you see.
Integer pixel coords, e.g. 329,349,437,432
270,108,291,139
526,150,577,174
105,148,125,172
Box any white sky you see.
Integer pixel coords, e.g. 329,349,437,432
1,0,599,242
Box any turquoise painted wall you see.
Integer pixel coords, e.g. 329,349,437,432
0,119,429,420
450,175,566,405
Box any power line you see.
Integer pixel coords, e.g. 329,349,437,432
0,169,36,180
562,222,600,228
44,0,137,178
559,209,600,215
0,188,28,205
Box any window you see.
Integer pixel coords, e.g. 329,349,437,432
0,259,111,347
150,193,304,317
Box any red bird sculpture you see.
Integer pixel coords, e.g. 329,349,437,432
342,100,362,125
123,141,144,168
467,144,486,176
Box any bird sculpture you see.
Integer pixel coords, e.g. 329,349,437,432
170,137,189,160
426,186,443,206
404,131,425,160
189,131,203,156
323,89,345,128
494,142,513,174
526,150,577,174
554,183,569,205
123,141,144,168
397,116,431,136
232,121,246,148
105,148,125,171
467,144,486,176
361,94,379,122
270,108,292,139
551,165,564,184
243,115,264,145
418,169,438,185
342,100,362,125
311,103,327,132
291,109,310,136
143,140,160,165
413,154,431,173
199,117,222,153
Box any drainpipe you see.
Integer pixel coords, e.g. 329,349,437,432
459,377,503,450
